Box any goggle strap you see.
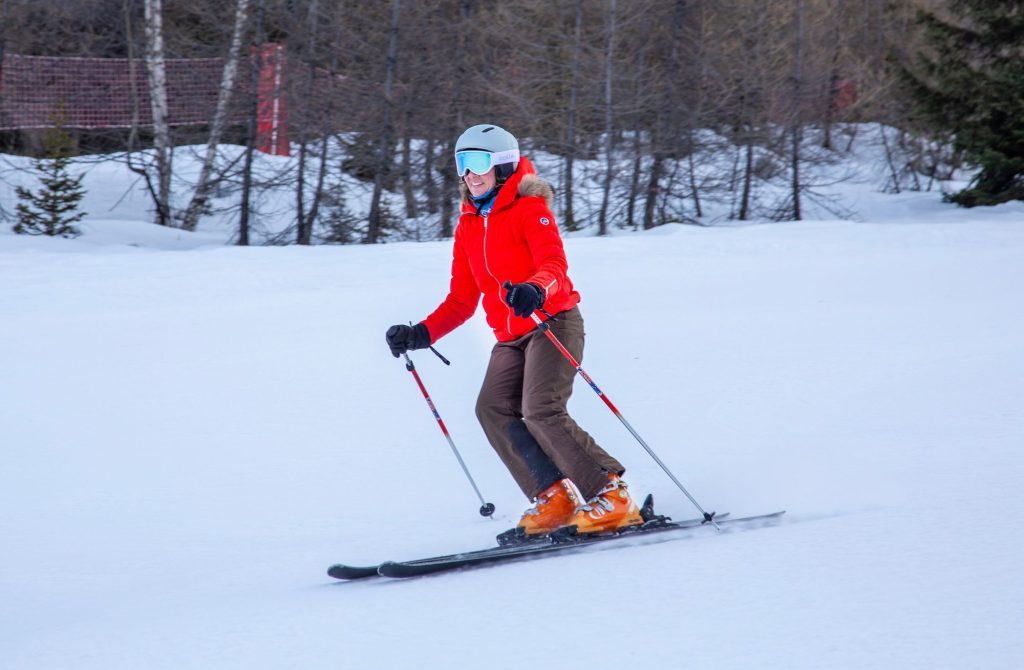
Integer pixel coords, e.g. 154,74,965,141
489,149,519,165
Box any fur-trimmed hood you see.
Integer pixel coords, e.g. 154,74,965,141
515,173,555,207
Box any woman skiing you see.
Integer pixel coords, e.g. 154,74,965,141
385,123,642,537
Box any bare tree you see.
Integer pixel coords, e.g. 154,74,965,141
179,0,251,232
143,0,173,226
561,0,583,232
821,0,844,150
292,0,338,246
643,0,690,230
789,0,806,221
238,0,266,246
597,0,617,236
364,0,401,244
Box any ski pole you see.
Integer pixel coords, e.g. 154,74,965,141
504,282,718,529
402,352,495,518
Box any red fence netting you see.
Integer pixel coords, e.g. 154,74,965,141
0,47,354,156
0,53,231,130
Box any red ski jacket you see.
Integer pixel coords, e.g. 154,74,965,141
422,156,581,343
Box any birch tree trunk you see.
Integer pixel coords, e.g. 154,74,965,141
180,0,251,232
121,0,153,191
143,0,172,227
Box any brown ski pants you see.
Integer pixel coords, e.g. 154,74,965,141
475,307,624,501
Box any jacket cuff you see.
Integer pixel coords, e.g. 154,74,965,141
414,322,432,347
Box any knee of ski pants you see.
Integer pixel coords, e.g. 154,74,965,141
475,391,506,425
521,398,568,427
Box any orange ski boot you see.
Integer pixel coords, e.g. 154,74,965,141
568,473,644,535
517,479,580,536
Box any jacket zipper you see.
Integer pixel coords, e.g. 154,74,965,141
481,214,513,336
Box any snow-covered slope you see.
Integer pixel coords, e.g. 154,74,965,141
2,151,1023,668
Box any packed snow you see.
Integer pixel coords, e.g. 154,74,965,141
2,140,1023,669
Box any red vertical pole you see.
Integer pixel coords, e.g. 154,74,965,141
256,43,289,156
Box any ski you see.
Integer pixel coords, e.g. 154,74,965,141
325,494,783,581
326,563,381,581
325,507,730,581
375,510,783,579
326,530,567,581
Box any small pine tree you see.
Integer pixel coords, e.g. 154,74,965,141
14,120,87,237
901,0,1024,207
320,181,361,244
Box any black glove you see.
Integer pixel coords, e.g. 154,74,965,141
504,282,544,318
385,323,431,358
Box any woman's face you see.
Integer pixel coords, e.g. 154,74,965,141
464,167,497,198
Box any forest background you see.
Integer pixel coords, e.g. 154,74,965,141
0,0,995,244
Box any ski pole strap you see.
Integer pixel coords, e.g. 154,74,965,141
429,345,451,366
408,321,451,365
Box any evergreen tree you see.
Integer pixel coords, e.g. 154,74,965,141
14,121,88,238
902,0,1024,207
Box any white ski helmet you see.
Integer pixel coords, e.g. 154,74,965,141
454,124,520,182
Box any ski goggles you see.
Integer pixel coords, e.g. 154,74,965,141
454,149,519,176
